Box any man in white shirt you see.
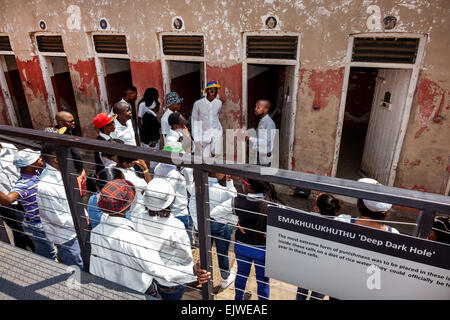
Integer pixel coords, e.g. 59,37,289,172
36,143,84,270
161,92,183,142
91,179,210,296
109,101,136,146
154,140,194,245
191,81,223,158
248,99,276,166
93,112,117,174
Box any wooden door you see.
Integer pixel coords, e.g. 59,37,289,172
361,68,412,184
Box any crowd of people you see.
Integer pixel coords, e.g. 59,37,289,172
0,81,448,301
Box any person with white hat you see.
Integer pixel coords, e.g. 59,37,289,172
90,179,209,297
130,178,197,300
0,148,56,259
154,140,194,245
335,178,400,234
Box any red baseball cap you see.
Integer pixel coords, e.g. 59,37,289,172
93,113,117,129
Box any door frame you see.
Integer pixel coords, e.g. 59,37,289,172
159,32,206,102
332,33,427,186
242,32,301,170
33,32,68,124
90,32,131,113
0,38,19,126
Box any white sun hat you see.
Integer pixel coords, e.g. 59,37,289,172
144,178,175,211
358,178,392,212
13,149,41,168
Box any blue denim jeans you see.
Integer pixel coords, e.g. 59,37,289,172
175,214,194,246
56,237,84,271
22,222,56,261
234,241,270,300
157,284,186,300
210,220,233,279
296,287,325,300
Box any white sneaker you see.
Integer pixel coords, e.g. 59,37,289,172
220,271,236,289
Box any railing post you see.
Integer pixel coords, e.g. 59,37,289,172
56,145,91,271
412,210,436,239
193,168,213,300
0,217,10,244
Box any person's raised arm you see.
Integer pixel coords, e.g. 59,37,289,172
0,191,19,206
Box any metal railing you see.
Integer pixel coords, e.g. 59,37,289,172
0,125,449,300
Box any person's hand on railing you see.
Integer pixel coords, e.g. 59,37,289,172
134,159,152,184
193,261,211,285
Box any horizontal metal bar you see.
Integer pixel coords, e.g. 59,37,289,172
245,58,298,65
0,134,40,149
0,125,449,213
349,61,415,69
163,55,205,61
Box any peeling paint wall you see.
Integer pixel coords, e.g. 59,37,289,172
0,0,449,194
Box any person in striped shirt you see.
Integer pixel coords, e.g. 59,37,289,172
0,149,56,260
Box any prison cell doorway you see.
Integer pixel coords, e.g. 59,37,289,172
102,58,133,107
336,67,412,184
167,60,204,121
47,56,81,136
247,63,295,170
1,55,33,128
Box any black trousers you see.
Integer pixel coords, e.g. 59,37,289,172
0,204,34,251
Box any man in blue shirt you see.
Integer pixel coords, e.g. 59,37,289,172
0,149,56,260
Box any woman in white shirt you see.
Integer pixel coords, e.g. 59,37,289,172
131,178,196,300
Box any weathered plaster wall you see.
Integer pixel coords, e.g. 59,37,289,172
0,0,448,193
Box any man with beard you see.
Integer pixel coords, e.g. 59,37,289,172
248,99,276,166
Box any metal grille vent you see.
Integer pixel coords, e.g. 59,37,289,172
162,35,204,56
36,36,65,52
93,35,128,54
0,36,12,51
352,38,419,64
247,36,298,60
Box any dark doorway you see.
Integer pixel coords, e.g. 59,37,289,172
103,58,133,107
168,61,203,121
247,64,285,130
48,56,81,136
3,55,33,128
336,67,378,180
